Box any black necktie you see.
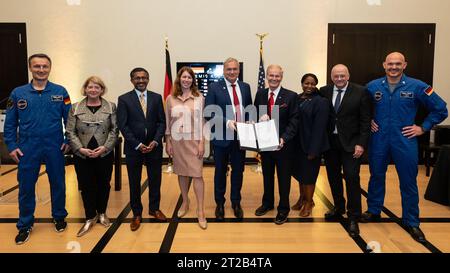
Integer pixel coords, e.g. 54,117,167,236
334,89,343,113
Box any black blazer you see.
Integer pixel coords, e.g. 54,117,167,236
319,83,371,152
205,79,252,147
254,87,298,157
117,90,166,156
296,92,330,157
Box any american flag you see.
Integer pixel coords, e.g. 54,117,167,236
257,48,265,91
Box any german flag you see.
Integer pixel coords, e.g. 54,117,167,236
163,45,172,100
64,96,71,105
424,86,434,96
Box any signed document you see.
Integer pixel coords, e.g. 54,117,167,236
236,120,279,152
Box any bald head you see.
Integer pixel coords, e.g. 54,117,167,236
385,52,406,63
383,52,407,83
331,64,350,89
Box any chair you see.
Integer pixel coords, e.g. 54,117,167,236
423,125,450,176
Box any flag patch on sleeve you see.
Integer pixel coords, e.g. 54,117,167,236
424,86,434,96
64,96,71,105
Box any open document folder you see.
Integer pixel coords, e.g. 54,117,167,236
236,120,280,152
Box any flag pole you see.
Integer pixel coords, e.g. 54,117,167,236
163,36,173,174
253,33,268,174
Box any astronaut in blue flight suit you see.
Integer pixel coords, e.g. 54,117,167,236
4,53,72,245
361,52,448,243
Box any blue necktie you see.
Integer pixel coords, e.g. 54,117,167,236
334,89,343,113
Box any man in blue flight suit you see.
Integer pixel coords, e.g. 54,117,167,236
4,53,72,245
361,52,448,243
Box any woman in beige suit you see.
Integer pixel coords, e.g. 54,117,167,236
66,76,118,237
165,66,207,229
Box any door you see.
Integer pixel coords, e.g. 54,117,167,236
0,23,28,163
0,23,28,109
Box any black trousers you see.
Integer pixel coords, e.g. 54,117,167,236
74,152,113,219
324,135,362,220
261,151,293,214
125,154,162,216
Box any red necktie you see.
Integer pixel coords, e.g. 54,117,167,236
268,91,274,119
231,84,241,122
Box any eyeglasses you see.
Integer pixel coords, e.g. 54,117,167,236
133,76,149,81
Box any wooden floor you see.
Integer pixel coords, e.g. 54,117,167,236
0,163,449,253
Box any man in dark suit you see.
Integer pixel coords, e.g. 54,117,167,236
205,57,252,220
117,67,167,231
253,64,298,225
319,64,371,237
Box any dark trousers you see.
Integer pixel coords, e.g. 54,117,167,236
213,141,245,206
125,153,162,216
324,135,362,220
74,152,113,219
261,151,293,214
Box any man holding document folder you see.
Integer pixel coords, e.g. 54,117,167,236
236,120,280,152
252,64,298,225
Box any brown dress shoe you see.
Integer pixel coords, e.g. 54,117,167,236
149,210,167,221
130,216,142,231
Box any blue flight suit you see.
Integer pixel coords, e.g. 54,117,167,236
366,74,448,227
4,81,72,230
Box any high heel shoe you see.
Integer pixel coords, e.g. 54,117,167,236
99,213,111,227
197,210,207,230
177,198,190,218
299,201,315,217
77,215,98,237
291,197,304,211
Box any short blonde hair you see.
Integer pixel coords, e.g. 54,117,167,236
81,76,107,96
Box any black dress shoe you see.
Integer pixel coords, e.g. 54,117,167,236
360,211,381,223
274,212,288,225
255,205,274,216
215,205,225,221
348,220,360,238
324,208,344,220
232,204,244,219
407,226,426,243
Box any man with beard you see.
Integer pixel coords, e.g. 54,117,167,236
362,52,448,243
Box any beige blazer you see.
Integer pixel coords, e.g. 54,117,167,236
66,97,118,158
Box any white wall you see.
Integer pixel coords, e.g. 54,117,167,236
1,0,449,124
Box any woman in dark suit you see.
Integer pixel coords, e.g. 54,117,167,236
291,74,330,217
66,76,118,237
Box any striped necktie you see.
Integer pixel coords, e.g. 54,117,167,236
139,92,147,117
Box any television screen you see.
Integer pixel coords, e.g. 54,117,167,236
176,62,243,97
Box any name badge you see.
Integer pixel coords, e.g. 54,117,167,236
51,95,63,102
400,91,414,99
